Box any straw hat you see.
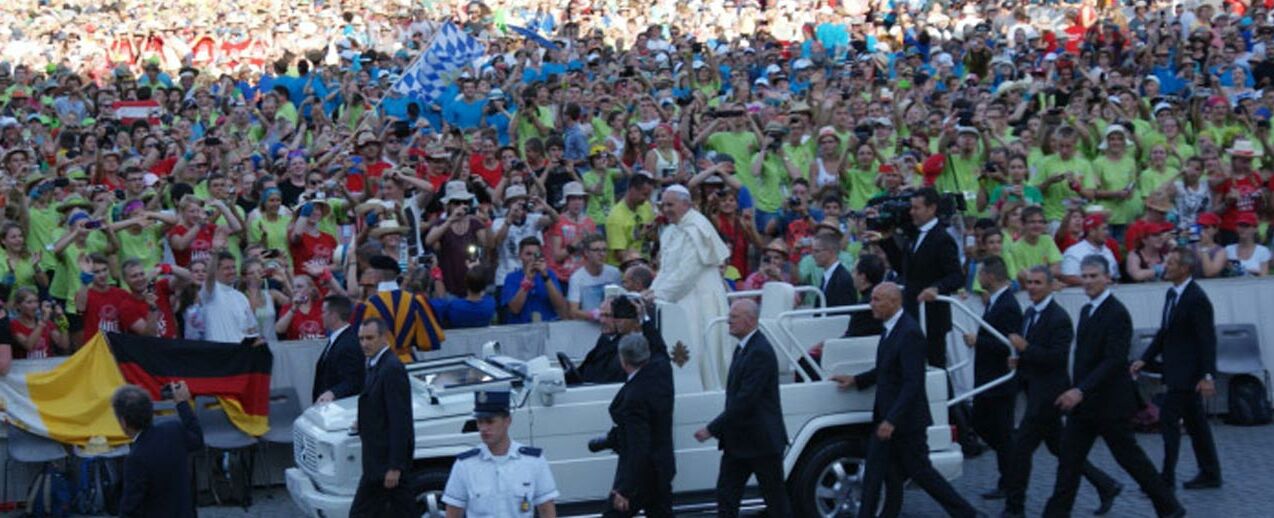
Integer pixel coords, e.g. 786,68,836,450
440,180,475,203
370,219,408,238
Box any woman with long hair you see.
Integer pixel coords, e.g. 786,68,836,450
240,258,288,344
1126,224,1172,282
9,288,69,359
0,221,48,295
275,275,326,340
1193,213,1229,278
177,259,209,340
1226,214,1271,276
1054,209,1086,252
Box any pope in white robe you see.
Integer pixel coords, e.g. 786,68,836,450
649,186,731,389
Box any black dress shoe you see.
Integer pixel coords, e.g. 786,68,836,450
980,488,1007,500
1183,476,1222,489
1161,506,1187,518
999,510,1025,518
1093,482,1122,515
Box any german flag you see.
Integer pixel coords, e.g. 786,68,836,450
107,333,273,436
354,289,445,363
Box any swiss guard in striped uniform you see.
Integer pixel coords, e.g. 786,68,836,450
352,255,445,362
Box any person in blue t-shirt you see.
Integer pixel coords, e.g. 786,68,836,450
432,267,497,328
481,89,515,146
500,237,567,324
443,78,487,130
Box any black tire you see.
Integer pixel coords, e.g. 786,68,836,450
789,437,868,518
413,468,451,517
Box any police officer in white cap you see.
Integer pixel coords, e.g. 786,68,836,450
443,390,560,517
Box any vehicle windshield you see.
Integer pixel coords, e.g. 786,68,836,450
407,356,517,395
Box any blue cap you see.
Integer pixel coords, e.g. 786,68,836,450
473,390,510,418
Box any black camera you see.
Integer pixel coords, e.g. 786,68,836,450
864,191,967,232
160,383,175,400
708,109,745,118
587,436,614,453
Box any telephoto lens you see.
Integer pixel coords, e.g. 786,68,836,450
587,436,613,453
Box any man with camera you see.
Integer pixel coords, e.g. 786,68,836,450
500,237,568,324
492,185,557,287
591,333,675,517
115,381,203,518
566,295,668,385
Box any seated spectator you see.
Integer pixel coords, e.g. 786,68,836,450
1005,206,1061,284
432,267,497,329
621,264,655,294
1226,213,1271,276
741,239,793,291
567,234,621,321
1060,213,1121,286
1193,213,1229,278
1126,222,1174,283
500,237,567,324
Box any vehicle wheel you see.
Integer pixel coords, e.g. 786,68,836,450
790,438,867,518
413,468,450,518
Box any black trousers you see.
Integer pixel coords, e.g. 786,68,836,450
858,431,976,518
1043,416,1180,517
1159,389,1222,483
716,451,792,518
972,394,1015,490
1004,411,1119,513
349,474,415,518
603,474,674,518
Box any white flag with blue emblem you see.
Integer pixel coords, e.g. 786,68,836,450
391,22,485,104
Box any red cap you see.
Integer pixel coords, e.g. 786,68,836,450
1148,221,1176,234
1196,212,1222,227
878,163,896,174
1236,212,1260,226
921,154,946,177
1083,213,1106,232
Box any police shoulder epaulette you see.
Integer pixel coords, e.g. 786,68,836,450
456,448,480,460
518,446,542,457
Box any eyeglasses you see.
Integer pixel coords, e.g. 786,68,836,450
308,179,322,186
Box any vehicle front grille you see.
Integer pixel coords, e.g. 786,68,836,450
295,428,322,473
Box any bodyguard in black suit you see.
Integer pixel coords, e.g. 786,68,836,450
1003,266,1121,518
312,295,364,404
1044,256,1184,518
877,188,964,368
350,318,416,518
602,333,675,517
833,283,977,518
1131,248,1222,489
813,233,857,307
695,299,792,518
114,382,204,518
961,256,1021,500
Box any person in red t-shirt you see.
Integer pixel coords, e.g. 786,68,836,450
275,276,326,340
75,254,141,345
1211,143,1267,244
9,288,69,359
289,201,338,274
169,196,240,267
545,182,596,281
118,259,193,339
469,134,505,188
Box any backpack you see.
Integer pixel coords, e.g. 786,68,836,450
25,465,72,518
74,458,120,515
1226,375,1273,426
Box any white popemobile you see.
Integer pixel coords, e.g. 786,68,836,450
286,283,1014,517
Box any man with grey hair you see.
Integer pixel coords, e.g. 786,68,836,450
115,381,204,517
600,332,675,516
648,184,731,389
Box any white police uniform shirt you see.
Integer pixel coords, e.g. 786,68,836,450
441,440,559,517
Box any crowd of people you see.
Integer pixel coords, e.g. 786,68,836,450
0,0,1269,368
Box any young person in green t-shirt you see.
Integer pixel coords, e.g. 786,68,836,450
1005,205,1062,284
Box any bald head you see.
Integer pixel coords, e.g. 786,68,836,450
727,299,760,339
870,282,903,320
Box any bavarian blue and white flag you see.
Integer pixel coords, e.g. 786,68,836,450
391,21,485,104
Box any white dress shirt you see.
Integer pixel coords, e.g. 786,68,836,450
912,218,939,252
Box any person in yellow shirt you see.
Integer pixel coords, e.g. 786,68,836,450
604,173,656,265
1005,206,1063,284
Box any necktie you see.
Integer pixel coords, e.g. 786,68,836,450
913,230,927,252
1022,306,1038,337
733,344,745,362
1161,289,1178,328
1079,303,1093,329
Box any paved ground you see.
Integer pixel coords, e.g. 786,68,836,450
181,419,1270,517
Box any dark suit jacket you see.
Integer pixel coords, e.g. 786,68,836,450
1142,281,1217,391
607,356,675,501
578,319,670,384
1016,299,1074,419
974,291,1023,398
1072,295,1137,421
313,325,364,402
707,331,787,458
358,350,415,478
120,401,204,518
821,263,858,308
882,221,964,350
853,312,934,435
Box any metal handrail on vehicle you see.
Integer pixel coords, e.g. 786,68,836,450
726,286,828,310
766,295,1018,406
